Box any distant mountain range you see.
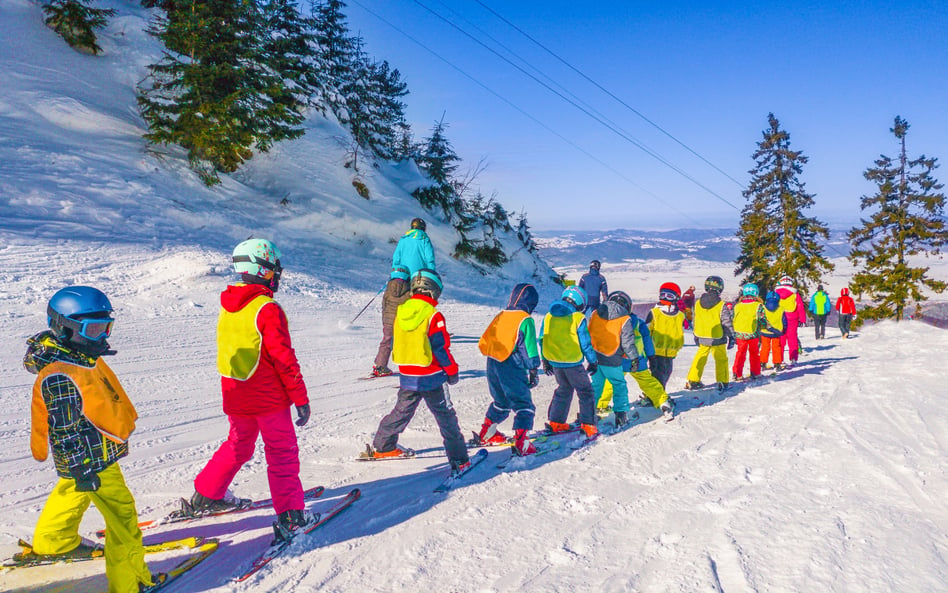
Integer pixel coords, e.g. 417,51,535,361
534,227,857,268
533,228,741,266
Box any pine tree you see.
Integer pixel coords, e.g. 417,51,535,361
258,0,330,112
42,0,115,55
138,0,305,185
848,116,947,321
735,113,833,293
413,116,461,219
311,0,354,121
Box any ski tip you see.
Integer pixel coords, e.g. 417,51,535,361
348,488,362,499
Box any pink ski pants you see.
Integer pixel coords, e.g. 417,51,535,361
194,406,303,514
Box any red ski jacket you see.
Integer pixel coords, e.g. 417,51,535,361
218,283,308,416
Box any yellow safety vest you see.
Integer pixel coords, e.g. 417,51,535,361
542,311,585,364
217,294,274,380
693,300,725,340
392,299,436,366
588,311,628,356
780,293,798,313
479,310,529,362
733,301,762,334
764,307,784,333
649,306,684,357
31,358,138,461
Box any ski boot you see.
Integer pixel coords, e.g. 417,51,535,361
614,411,630,428
272,509,318,545
182,491,248,517
471,418,508,446
371,366,394,377
512,429,536,456
685,381,705,390
660,399,676,421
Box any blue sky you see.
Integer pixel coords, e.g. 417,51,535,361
345,1,948,231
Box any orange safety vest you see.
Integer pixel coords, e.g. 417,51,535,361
479,310,529,362
31,358,137,461
587,311,628,356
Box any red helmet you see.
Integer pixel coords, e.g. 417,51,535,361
659,282,681,305
841,287,850,296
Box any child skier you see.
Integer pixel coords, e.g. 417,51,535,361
188,239,313,543
685,276,735,391
371,265,411,377
23,286,153,593
774,276,808,366
644,282,686,389
759,291,788,370
836,287,856,338
367,270,470,471
731,283,769,380
808,284,833,340
474,283,541,455
588,291,638,427
539,286,599,438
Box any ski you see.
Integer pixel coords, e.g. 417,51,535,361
138,537,219,593
433,448,488,493
234,488,361,582
570,432,601,450
356,444,417,461
496,439,561,469
466,430,515,449
6,536,208,569
357,373,398,381
95,486,325,538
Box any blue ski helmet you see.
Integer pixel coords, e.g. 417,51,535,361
561,286,588,312
764,290,780,311
47,286,114,354
741,283,759,297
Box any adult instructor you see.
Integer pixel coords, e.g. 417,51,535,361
371,218,436,377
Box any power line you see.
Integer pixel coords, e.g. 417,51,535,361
409,0,742,211
472,0,746,189
347,0,709,227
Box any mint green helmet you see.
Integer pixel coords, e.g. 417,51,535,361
232,238,282,290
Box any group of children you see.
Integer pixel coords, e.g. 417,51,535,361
22,235,860,592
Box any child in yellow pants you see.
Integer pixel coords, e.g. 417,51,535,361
24,286,152,593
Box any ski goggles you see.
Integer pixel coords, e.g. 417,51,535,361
61,315,114,341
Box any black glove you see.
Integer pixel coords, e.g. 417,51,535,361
446,374,459,385
295,403,311,427
542,360,554,376
586,362,598,376
727,336,736,350
72,469,101,492
528,368,539,388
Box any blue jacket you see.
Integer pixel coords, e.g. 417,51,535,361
578,268,608,311
392,229,436,277
809,291,833,316
623,316,656,373
539,299,598,368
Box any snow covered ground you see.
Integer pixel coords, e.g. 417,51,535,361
1,241,947,593
1,1,947,591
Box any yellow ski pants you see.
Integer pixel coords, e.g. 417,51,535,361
687,343,729,384
33,463,152,593
597,370,669,409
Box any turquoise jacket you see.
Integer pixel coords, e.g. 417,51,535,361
392,229,436,277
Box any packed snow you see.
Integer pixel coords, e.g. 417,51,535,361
1,2,947,592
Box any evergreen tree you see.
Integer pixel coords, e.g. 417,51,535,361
515,210,538,254
848,116,947,321
735,113,833,293
42,0,115,55
311,0,354,121
258,0,330,112
138,0,305,185
413,116,461,219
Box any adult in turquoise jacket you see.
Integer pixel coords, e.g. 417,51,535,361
808,284,832,340
392,218,436,277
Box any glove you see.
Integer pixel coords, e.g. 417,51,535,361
727,336,736,350
648,355,657,371
542,360,554,376
586,362,598,376
72,469,101,492
446,373,459,385
528,368,539,388
295,403,311,427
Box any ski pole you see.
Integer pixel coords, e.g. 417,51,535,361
348,284,385,326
